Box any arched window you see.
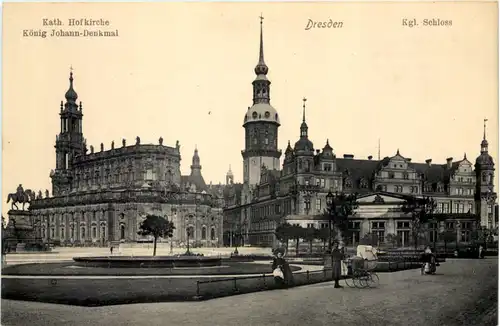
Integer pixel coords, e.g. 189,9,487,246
92,227,97,238
211,228,216,240
120,224,126,240
81,227,85,239
61,227,65,240
201,227,207,240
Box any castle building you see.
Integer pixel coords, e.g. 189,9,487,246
222,19,497,248
29,72,224,247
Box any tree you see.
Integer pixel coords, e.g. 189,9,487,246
316,227,330,251
303,226,318,255
137,215,175,256
324,191,359,250
275,222,293,252
401,196,437,249
290,224,305,256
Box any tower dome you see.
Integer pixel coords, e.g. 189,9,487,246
65,71,78,104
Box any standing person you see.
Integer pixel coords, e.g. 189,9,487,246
110,245,114,255
479,244,485,259
332,242,344,288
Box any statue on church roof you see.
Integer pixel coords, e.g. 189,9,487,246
159,137,163,146
136,136,140,145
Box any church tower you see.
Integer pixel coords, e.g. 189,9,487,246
475,119,497,228
241,15,281,186
50,69,86,196
226,165,234,185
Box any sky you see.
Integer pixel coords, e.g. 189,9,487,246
2,2,498,216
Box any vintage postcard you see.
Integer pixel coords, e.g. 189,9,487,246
1,2,498,326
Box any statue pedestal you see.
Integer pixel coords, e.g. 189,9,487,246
6,210,43,250
7,210,34,232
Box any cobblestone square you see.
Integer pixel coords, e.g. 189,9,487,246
2,257,497,326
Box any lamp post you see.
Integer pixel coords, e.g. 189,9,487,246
326,191,334,252
186,227,192,255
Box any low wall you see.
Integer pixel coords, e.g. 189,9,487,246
2,268,336,306
72,256,222,268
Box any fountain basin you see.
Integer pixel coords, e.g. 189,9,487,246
73,256,222,268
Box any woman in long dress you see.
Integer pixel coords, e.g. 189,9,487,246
421,246,436,275
272,249,294,287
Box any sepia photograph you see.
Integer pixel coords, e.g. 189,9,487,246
1,2,498,325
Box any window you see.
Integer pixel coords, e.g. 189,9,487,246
403,172,409,180
468,203,473,213
429,222,438,243
202,227,207,240
488,205,493,214
320,179,325,187
92,227,97,238
397,230,410,247
315,198,321,212
50,228,55,238
397,221,410,229
81,227,86,239
446,222,455,230
454,203,459,213
461,222,472,230
210,228,216,240
324,164,332,172
394,185,403,193
307,223,314,228
372,222,385,244
61,228,65,240
265,138,269,145
320,223,328,229
461,230,471,242
120,225,125,240
145,169,156,181
348,222,361,229
65,153,69,169
459,204,464,214
351,231,360,245
389,172,395,179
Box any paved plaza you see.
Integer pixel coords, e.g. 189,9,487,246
1,250,498,326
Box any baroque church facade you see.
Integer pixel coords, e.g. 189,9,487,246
28,72,225,247
222,19,497,248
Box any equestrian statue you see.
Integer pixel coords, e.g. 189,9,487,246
6,184,35,211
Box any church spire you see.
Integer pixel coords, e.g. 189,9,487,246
481,118,489,153
300,97,308,138
191,146,201,169
254,14,268,76
65,67,78,102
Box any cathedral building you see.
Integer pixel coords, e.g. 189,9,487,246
28,72,224,247
222,19,497,248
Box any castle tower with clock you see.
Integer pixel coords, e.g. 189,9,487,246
241,16,282,186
